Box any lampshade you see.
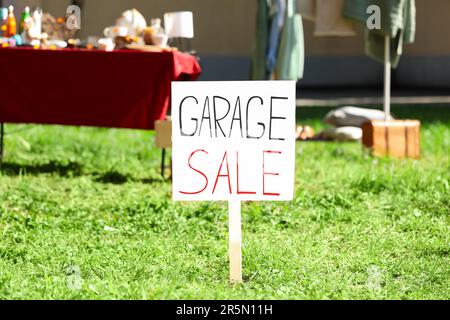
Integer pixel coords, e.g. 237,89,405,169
164,11,194,39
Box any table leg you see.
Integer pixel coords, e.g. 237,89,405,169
0,123,4,167
170,152,173,182
161,148,166,179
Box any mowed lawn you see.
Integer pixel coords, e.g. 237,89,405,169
0,105,448,300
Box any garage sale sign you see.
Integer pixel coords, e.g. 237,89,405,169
171,81,296,283
172,81,296,201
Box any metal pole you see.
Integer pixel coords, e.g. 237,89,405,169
0,123,4,156
170,151,173,182
161,148,166,179
384,35,391,121
0,123,4,166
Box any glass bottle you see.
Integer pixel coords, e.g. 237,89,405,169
19,6,30,34
151,19,166,36
150,18,167,47
32,7,42,37
0,8,8,37
6,5,16,37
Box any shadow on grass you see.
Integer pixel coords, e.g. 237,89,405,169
0,160,83,177
0,160,165,184
94,171,129,184
93,170,165,185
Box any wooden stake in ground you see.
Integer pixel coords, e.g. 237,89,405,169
384,34,391,121
228,199,243,283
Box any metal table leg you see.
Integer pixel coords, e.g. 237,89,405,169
161,148,166,179
0,123,4,168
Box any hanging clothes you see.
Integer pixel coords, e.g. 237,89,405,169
266,0,286,75
275,0,304,80
343,0,416,68
251,0,305,80
297,0,356,36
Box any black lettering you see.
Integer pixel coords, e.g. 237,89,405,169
269,96,288,141
246,96,265,139
228,97,243,138
213,96,231,138
198,97,213,137
179,96,199,137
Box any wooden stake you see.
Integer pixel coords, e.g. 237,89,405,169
228,199,243,283
384,34,391,121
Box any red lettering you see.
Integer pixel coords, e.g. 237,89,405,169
179,149,209,195
212,151,232,194
236,151,256,195
263,150,281,196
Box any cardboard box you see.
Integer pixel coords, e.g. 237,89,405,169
155,119,172,149
362,120,421,159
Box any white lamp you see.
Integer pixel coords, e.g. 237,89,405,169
164,11,194,39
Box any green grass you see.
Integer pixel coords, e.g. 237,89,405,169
0,105,449,300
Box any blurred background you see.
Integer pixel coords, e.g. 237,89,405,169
3,0,450,93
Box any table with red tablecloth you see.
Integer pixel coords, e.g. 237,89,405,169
0,47,201,130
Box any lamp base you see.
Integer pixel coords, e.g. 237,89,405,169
169,37,192,53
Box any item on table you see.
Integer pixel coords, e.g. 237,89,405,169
116,9,147,37
20,8,37,44
98,37,115,51
19,6,31,34
30,39,40,49
104,25,133,48
164,11,195,39
12,34,22,46
149,18,168,47
1,7,8,37
0,37,15,47
32,7,42,37
66,38,79,48
41,12,76,41
6,5,16,37
47,39,67,48
142,26,155,45
104,25,128,39
115,35,140,48
86,36,98,50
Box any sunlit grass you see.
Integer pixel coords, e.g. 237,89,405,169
0,105,448,299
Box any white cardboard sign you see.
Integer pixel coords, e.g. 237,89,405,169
172,81,296,201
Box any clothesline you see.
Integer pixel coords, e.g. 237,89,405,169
251,0,416,81
251,0,304,81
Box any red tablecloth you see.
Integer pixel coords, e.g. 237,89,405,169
0,47,201,130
